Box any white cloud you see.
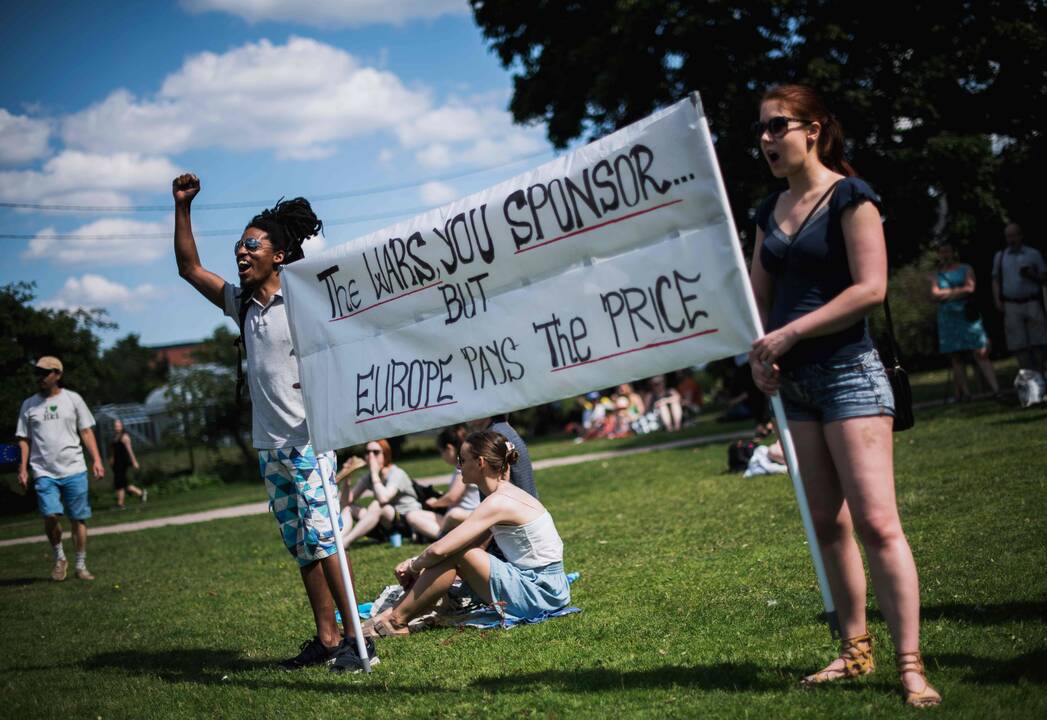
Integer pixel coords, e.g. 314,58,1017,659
0,109,51,165
39,274,162,312
0,150,178,204
396,101,548,170
181,0,468,26
415,143,454,169
61,37,430,159
420,181,458,205
23,218,171,265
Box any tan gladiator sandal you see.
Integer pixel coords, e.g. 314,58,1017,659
896,651,942,708
801,632,875,686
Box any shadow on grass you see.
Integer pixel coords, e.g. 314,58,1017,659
0,577,48,587
991,411,1047,425
83,648,271,684
469,663,800,694
79,649,808,696
866,600,1047,626
934,650,1047,685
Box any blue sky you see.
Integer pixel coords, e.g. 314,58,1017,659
0,0,558,346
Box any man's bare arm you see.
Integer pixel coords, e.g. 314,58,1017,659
16,437,29,489
173,173,225,309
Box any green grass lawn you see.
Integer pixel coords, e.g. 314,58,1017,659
1,397,1044,718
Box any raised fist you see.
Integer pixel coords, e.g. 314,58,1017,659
172,173,201,205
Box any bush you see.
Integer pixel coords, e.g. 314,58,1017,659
870,250,941,370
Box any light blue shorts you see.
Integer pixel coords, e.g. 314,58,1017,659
259,445,343,567
35,472,92,520
779,349,895,424
487,558,570,621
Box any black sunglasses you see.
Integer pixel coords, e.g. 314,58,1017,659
753,116,810,138
33,367,56,377
365,448,383,456
234,237,265,253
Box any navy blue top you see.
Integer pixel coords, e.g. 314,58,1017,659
755,177,883,370
490,421,538,499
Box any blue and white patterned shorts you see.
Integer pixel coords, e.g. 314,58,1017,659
259,445,343,567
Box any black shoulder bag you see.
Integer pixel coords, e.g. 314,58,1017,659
881,296,914,431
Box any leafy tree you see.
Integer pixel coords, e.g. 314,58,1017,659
189,325,255,469
98,333,168,405
0,282,113,439
470,0,1045,267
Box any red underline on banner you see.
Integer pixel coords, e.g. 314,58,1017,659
329,281,442,322
355,400,459,424
514,198,684,255
550,328,720,372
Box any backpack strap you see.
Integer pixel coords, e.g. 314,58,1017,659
234,288,252,406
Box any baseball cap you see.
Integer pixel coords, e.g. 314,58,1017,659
35,356,63,372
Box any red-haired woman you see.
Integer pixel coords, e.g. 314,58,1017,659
338,438,441,545
748,85,940,707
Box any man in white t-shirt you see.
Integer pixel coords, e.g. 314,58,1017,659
171,173,375,673
16,355,105,581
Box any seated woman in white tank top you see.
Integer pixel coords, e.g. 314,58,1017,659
364,430,570,636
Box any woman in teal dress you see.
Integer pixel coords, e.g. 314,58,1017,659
930,242,1000,401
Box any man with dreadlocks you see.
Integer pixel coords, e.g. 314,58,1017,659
172,173,377,673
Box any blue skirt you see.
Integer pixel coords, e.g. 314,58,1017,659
487,558,570,621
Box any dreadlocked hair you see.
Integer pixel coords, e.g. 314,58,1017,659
246,197,323,266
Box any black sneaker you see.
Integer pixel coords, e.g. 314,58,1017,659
276,636,340,671
330,637,380,673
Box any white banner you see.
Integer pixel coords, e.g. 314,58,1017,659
283,94,760,451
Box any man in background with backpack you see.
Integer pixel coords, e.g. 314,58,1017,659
993,222,1047,375
171,173,376,673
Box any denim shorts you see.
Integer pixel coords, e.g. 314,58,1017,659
487,558,571,622
35,472,92,520
779,349,895,423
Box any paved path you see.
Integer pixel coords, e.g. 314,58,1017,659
0,430,751,549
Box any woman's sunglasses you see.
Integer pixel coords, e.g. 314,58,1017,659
753,116,810,139
233,237,265,253
365,448,383,456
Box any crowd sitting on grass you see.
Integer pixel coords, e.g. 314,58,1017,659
567,372,701,442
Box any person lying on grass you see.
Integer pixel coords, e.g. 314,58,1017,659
363,430,570,636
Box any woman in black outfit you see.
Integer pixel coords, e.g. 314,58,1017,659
111,419,146,508
748,84,939,707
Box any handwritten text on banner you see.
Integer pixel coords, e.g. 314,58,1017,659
283,95,759,451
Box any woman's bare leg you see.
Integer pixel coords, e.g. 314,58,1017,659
824,415,928,694
343,502,384,545
405,510,442,541
439,507,471,535
949,354,968,398
381,548,493,631
972,347,999,393
790,420,869,646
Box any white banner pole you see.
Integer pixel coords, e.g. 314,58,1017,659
320,480,372,672
691,93,840,638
